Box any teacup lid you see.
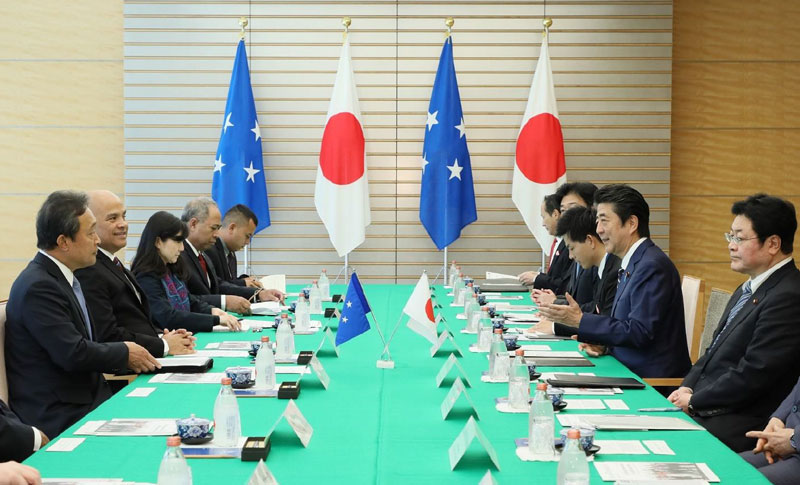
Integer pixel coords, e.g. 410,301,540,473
177,414,211,427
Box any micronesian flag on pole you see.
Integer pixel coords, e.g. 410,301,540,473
335,272,372,346
512,33,566,253
212,39,270,233
419,36,477,250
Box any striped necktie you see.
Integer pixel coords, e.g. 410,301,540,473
71,278,93,340
710,280,752,350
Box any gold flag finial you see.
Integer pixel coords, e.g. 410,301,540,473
342,16,351,40
543,17,553,29
239,17,248,40
445,17,454,38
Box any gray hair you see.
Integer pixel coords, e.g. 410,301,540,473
181,197,217,223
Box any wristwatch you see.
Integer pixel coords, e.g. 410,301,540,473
790,431,798,452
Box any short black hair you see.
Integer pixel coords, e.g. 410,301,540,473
593,184,650,238
555,182,598,208
131,211,190,279
731,194,796,254
36,190,89,250
223,204,258,227
556,206,600,243
543,194,561,215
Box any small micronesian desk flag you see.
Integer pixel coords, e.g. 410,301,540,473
419,36,477,251
335,272,372,346
212,39,271,233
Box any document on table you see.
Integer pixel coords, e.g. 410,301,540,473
251,300,281,316
594,462,720,482
45,437,86,452
206,341,254,350
643,440,676,455
493,303,537,312
126,387,156,398
564,399,606,410
557,414,705,431
175,349,248,358
75,418,177,436
260,274,286,294
524,350,584,358
43,480,126,484
150,372,226,384
593,440,650,455
486,271,518,280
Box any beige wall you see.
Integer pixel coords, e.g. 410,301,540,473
0,1,124,298
670,0,800,309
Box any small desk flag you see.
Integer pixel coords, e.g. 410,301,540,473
419,36,477,250
512,34,566,253
335,272,372,346
403,272,438,345
211,39,270,233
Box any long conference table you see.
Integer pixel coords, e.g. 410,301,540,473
26,284,769,484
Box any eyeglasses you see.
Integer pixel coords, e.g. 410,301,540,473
724,233,759,245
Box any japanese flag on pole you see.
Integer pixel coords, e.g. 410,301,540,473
315,37,371,257
511,34,566,254
403,272,438,345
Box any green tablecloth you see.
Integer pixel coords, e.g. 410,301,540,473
26,284,768,484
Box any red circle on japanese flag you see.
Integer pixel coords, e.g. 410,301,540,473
515,113,566,183
320,112,365,185
425,299,435,323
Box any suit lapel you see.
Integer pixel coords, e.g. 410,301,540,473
184,242,211,290
610,241,649,315
35,253,90,338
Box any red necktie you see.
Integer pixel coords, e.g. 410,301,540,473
198,253,209,276
548,239,558,269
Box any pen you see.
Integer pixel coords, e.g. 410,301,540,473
637,407,682,412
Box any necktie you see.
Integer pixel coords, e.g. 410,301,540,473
71,278,93,340
548,239,558,269
197,253,211,286
114,257,142,303
617,268,626,284
710,280,752,350
227,251,237,279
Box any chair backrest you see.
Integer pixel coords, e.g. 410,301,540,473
0,301,8,403
698,288,733,360
681,275,705,362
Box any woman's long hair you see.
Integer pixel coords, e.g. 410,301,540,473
131,211,189,280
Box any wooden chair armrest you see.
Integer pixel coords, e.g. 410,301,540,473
103,373,137,385
643,378,683,387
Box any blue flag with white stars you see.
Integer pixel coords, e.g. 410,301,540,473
419,37,477,250
211,40,270,233
335,272,371,346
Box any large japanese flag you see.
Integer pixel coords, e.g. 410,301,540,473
403,272,438,345
315,38,371,257
512,35,566,254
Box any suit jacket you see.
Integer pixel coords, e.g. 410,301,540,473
0,399,35,462
682,260,800,451
75,254,166,357
555,253,621,337
5,253,129,438
179,241,256,307
204,238,246,286
534,239,571,294
567,261,596,306
578,239,691,379
135,271,219,333
773,376,800,444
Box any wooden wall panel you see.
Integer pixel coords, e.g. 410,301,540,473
0,1,124,299
670,0,800,313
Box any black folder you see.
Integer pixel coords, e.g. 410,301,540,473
546,374,645,389
481,278,530,292
117,357,214,375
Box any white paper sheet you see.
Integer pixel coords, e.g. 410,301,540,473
75,418,177,436
126,387,156,398
594,440,650,455
643,440,676,455
594,462,719,482
605,399,630,410
260,274,286,293
46,437,86,452
563,399,606,410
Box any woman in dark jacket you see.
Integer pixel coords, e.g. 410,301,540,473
131,211,240,333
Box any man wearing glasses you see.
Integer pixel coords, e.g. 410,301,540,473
668,194,800,453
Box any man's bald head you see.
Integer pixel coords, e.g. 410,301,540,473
88,190,128,253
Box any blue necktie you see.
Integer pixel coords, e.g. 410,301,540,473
710,280,752,350
71,278,93,341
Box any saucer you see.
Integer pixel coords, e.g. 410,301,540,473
231,379,255,389
554,441,600,456
552,401,568,412
177,432,214,445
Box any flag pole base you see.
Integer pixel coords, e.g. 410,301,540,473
376,358,395,369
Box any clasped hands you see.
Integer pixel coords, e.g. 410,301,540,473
745,417,796,464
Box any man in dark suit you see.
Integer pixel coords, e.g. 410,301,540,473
0,399,47,462
178,198,283,312
5,191,159,438
204,204,263,288
518,194,572,293
668,194,800,452
740,376,800,484
556,182,599,305
75,190,195,357
531,206,621,336
538,184,691,381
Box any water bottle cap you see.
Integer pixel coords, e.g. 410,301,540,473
536,382,548,391
481,306,488,311
467,282,473,287
221,377,232,385
567,429,581,439
459,273,464,277
312,279,317,284
494,328,503,334
281,313,288,318
515,349,524,356
322,269,327,273
167,436,181,446
261,336,270,342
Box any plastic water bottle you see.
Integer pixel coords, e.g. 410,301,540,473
454,274,466,306
309,280,323,314
508,348,530,410
528,382,555,459
463,285,477,320
477,307,493,350
294,293,310,331
157,436,192,485
275,313,295,360
557,428,590,485
489,329,510,379
255,336,276,390
213,377,241,447
448,261,458,287
318,269,330,300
